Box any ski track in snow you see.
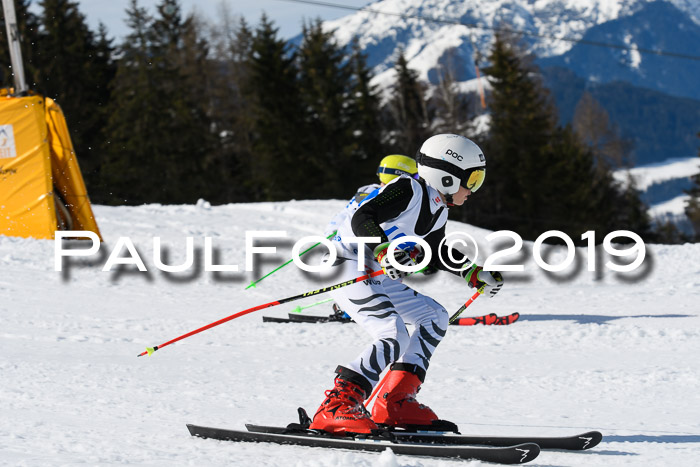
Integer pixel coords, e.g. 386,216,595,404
1,200,699,466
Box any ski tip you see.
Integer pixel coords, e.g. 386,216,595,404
494,312,520,326
245,283,256,290
579,431,603,450
513,442,540,464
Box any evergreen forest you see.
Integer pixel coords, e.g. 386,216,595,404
3,0,698,241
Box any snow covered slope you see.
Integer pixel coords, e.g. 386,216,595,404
615,157,700,192
615,157,700,229
2,200,700,465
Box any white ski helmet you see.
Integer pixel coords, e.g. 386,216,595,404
416,134,486,195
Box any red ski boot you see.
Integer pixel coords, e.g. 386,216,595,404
372,363,439,428
309,366,377,435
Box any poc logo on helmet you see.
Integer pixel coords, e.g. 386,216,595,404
446,149,463,161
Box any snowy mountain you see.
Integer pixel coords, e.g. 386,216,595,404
322,0,700,184
325,0,700,98
2,200,700,465
540,1,700,101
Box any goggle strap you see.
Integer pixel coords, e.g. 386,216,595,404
377,167,414,177
416,150,484,188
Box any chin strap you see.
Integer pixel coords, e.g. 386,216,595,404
443,192,455,207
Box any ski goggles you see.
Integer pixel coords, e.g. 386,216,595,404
377,167,420,179
462,167,486,192
416,150,486,192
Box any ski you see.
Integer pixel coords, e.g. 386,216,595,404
494,312,520,325
451,312,497,325
187,424,540,464
290,313,352,324
450,312,520,326
263,312,519,326
246,423,600,451
261,316,296,323
388,429,602,451
262,312,352,324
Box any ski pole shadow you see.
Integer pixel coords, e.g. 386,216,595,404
578,449,638,457
604,434,700,443
517,313,693,325
580,434,700,458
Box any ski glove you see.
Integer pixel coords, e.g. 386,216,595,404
374,242,415,281
462,264,504,298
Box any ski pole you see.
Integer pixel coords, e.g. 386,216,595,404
290,298,334,313
245,231,337,290
366,291,482,407
448,290,482,324
138,269,384,357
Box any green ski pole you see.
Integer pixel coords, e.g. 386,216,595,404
290,298,334,313
245,231,336,290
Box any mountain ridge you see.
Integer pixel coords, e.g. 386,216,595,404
319,0,700,167
324,0,700,97
539,1,700,101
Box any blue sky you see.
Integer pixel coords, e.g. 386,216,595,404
69,0,367,41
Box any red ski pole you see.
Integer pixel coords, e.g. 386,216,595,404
448,290,482,324
137,270,385,357
366,291,482,406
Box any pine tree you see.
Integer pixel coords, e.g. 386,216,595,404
93,23,117,107
78,23,118,200
297,19,363,197
386,50,430,155
345,39,384,184
473,31,650,241
101,0,211,205
611,172,652,240
35,0,116,188
245,15,305,201
206,12,255,203
653,219,688,244
150,0,213,202
100,0,156,204
475,32,555,236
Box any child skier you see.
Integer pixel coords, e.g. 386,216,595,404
309,134,504,434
